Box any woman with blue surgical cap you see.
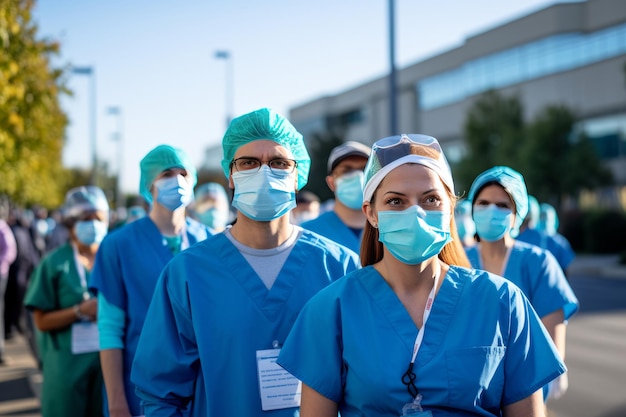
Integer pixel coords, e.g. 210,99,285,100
465,166,579,402
189,181,231,232
278,134,566,417
90,145,211,417
130,108,359,417
24,186,109,417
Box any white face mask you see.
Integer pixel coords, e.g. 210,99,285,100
231,165,296,221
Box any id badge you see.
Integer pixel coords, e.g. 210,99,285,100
256,348,301,411
402,394,433,416
401,403,433,416
71,321,100,354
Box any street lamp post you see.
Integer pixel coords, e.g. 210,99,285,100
106,106,123,210
71,66,98,185
215,50,233,130
388,0,398,135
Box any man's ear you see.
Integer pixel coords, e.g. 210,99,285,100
326,175,336,193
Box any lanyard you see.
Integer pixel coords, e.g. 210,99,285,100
72,244,91,300
409,268,440,365
402,267,441,402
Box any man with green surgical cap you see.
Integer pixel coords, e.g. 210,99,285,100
90,144,212,417
131,108,359,417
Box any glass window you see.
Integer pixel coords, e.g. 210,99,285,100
418,23,626,111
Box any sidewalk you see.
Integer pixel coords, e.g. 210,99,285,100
567,253,626,279
0,333,41,416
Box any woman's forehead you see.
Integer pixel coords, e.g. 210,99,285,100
378,164,446,193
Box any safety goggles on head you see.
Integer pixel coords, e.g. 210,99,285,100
363,134,454,202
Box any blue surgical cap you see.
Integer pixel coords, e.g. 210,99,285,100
220,108,311,191
467,166,529,238
139,145,197,204
63,186,109,221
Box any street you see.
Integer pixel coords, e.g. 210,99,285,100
548,274,626,417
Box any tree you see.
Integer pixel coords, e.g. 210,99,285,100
521,105,612,206
456,90,611,207
454,89,525,194
0,0,70,207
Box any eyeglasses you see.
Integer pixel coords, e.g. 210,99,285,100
231,157,298,174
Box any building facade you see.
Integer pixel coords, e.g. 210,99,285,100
288,0,626,189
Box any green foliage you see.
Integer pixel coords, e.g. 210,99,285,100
454,90,525,194
457,90,611,204
0,0,70,207
521,105,612,205
560,209,626,254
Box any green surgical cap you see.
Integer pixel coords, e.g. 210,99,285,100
220,108,310,190
467,166,529,238
139,144,197,204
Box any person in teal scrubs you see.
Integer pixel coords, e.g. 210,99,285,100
24,186,110,417
277,134,565,417
130,108,359,416
301,141,371,254
465,166,579,401
91,145,212,417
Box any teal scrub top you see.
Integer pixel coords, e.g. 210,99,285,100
277,265,566,417
24,243,103,417
130,230,359,416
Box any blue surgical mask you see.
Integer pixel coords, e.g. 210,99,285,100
196,207,229,231
472,204,513,241
232,165,296,221
155,175,194,211
74,220,108,246
378,205,452,265
335,171,365,210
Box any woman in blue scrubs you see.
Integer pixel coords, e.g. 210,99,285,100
278,134,566,417
24,186,109,417
465,166,578,401
90,145,212,417
130,108,359,417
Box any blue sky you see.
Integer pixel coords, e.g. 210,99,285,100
33,0,557,193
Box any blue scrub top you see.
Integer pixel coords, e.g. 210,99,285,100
517,228,575,272
90,216,211,416
277,265,565,416
466,240,579,320
301,210,362,254
130,230,359,417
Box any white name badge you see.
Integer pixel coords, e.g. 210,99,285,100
256,348,301,411
71,321,100,354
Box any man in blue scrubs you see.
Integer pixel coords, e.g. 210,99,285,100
301,141,370,254
131,108,359,416
91,145,212,417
